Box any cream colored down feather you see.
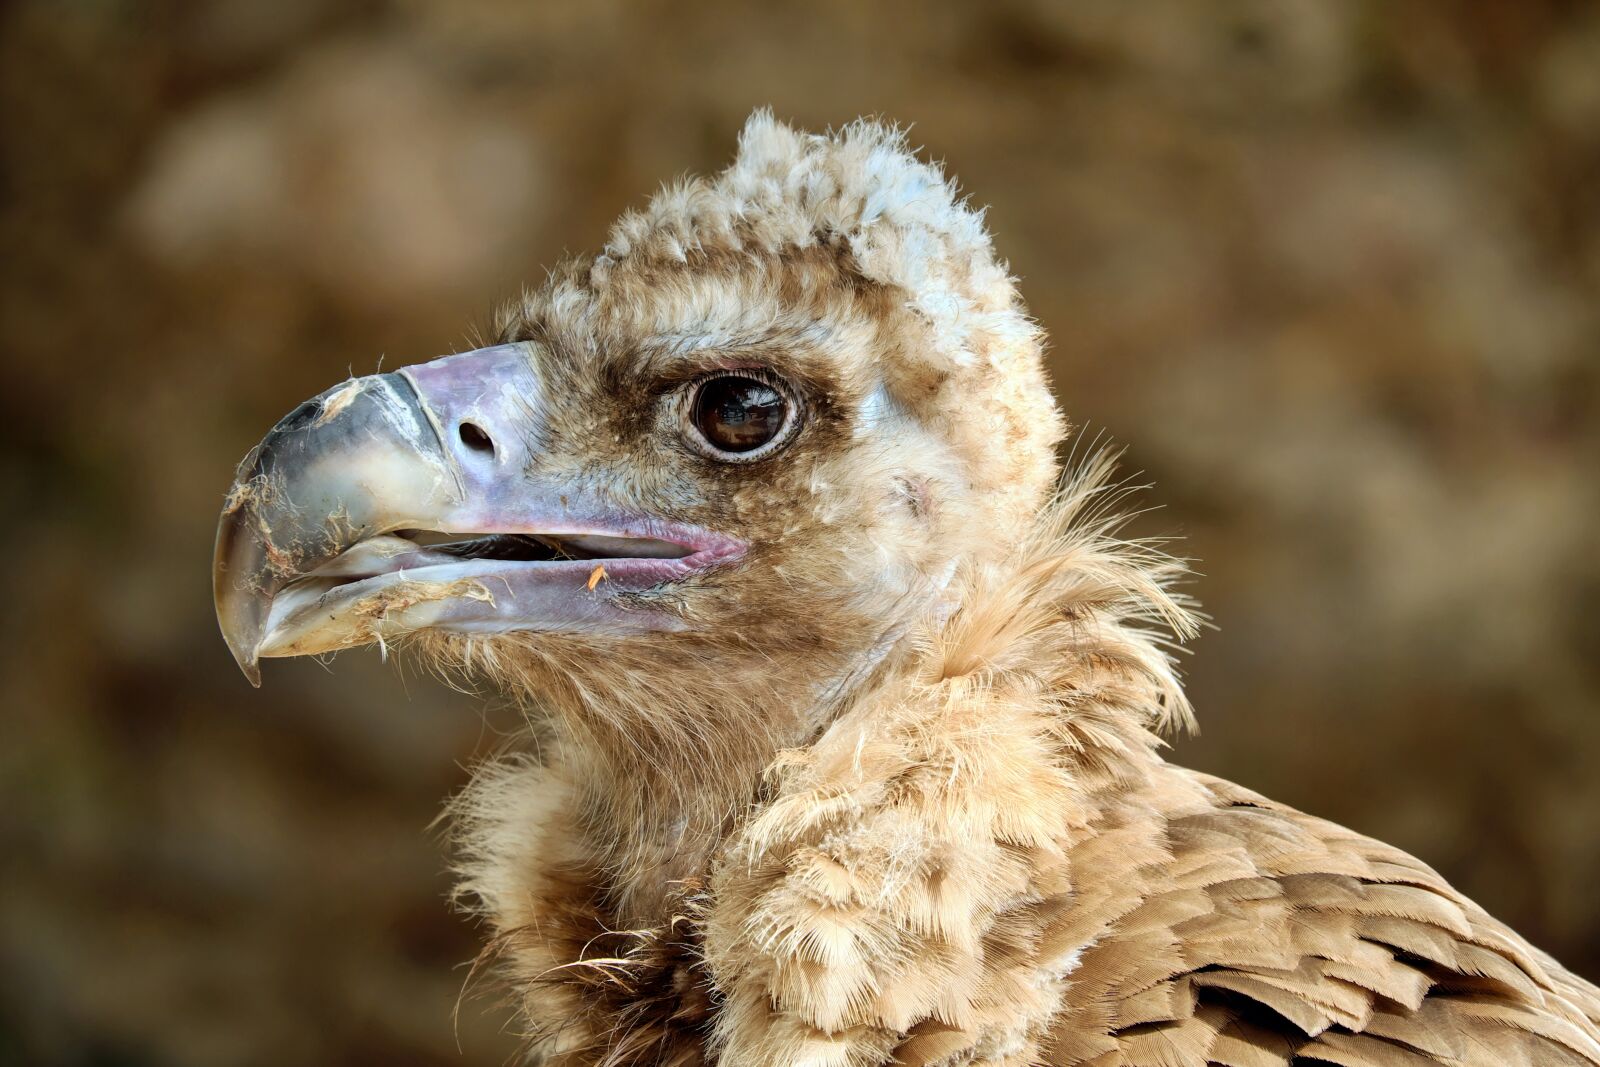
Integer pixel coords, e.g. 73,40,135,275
424,113,1600,1065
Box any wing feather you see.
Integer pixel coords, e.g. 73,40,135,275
1044,770,1600,1066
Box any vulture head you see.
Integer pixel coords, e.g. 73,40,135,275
213,113,1600,1067
216,113,1064,796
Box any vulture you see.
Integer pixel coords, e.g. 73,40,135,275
213,112,1600,1066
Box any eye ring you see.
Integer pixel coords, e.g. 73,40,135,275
680,369,801,462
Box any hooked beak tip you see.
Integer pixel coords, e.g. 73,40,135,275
215,523,268,688
211,366,449,690
218,613,264,687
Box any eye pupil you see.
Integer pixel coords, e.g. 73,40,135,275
692,375,788,455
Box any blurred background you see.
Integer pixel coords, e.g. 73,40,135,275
3,1,1598,1063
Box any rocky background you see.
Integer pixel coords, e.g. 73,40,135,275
3,1,1598,1064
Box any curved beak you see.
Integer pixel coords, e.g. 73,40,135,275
213,343,740,686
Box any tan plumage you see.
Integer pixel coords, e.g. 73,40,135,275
221,111,1599,1065
453,460,1600,1066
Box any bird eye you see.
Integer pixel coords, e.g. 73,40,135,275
687,373,795,460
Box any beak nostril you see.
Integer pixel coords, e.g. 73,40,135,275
458,422,496,457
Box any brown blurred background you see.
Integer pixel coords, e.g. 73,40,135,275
3,1,1598,1064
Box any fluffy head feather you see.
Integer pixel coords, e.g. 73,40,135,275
415,114,1073,906
497,110,1063,560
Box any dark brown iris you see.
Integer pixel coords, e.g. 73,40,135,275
691,375,788,454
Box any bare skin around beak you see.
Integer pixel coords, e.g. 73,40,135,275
213,343,741,686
